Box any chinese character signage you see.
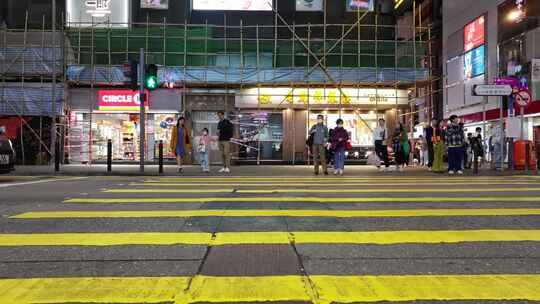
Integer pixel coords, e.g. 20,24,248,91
464,45,485,79
236,88,409,108
98,90,150,111
67,0,129,27
464,15,485,52
141,0,169,9
296,0,323,11
192,0,272,11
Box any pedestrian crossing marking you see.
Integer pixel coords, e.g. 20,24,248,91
132,181,540,186
1,274,539,303
155,176,540,182
104,187,540,194
1,230,540,246
63,196,540,204
12,208,540,219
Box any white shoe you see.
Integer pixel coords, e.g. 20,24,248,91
334,170,339,175
219,168,226,173
449,170,455,175
339,170,344,176
457,170,464,175
224,167,230,173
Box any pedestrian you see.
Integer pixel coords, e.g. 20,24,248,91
309,114,329,175
432,120,446,173
425,119,436,171
330,118,349,175
445,115,465,175
170,117,192,173
491,122,506,171
393,123,409,172
465,132,474,169
373,118,390,171
197,128,212,173
418,135,428,166
217,111,234,173
470,127,484,170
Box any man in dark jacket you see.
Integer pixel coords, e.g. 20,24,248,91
445,115,465,175
217,111,234,173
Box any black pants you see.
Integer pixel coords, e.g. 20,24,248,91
427,141,434,168
375,140,389,167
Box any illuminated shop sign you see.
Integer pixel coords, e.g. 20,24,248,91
98,90,150,111
67,0,129,27
296,0,324,11
346,0,374,12
236,88,409,108
464,45,485,79
141,0,169,9
192,0,272,11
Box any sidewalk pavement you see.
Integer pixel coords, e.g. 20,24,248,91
6,164,538,177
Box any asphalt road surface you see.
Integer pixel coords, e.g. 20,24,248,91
1,173,540,303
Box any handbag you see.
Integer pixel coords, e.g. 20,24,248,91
197,143,206,153
345,141,353,151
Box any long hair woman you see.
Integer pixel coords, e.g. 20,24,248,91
170,117,192,173
432,120,447,173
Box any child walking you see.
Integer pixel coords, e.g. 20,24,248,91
198,128,211,172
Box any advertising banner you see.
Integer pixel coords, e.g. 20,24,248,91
296,0,324,11
192,0,272,11
464,45,485,79
464,15,485,52
97,90,150,111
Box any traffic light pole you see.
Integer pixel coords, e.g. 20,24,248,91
139,48,145,173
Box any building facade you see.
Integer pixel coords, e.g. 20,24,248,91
443,0,540,141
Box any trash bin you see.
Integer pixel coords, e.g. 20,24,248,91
514,140,537,170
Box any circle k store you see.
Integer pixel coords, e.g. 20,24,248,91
66,88,182,163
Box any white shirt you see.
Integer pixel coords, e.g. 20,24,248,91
373,126,387,141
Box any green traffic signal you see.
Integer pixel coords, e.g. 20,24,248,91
145,75,158,90
145,64,158,90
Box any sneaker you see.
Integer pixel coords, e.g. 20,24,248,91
334,170,339,175
457,170,464,175
448,170,455,175
339,170,344,176
219,167,226,173
224,167,230,173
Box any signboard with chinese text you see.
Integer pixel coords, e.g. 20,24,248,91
235,88,409,108
192,0,272,11
67,0,130,27
464,15,485,52
97,90,150,111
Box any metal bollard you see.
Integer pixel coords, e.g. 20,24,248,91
54,139,60,172
525,142,530,173
107,139,112,173
158,140,164,174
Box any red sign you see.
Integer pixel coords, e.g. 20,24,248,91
97,90,150,111
464,15,485,52
515,89,532,107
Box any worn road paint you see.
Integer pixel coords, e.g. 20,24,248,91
63,196,540,203
1,275,539,303
1,230,539,246
13,208,540,219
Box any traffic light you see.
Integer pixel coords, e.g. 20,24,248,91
145,64,158,90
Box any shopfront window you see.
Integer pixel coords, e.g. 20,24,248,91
309,112,378,147
68,112,177,163
233,112,283,161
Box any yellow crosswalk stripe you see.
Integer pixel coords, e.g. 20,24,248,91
12,208,540,219
1,274,539,303
156,177,537,182
1,230,540,246
104,187,540,194
132,181,540,186
63,196,540,203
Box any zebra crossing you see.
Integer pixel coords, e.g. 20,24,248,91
1,175,540,303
